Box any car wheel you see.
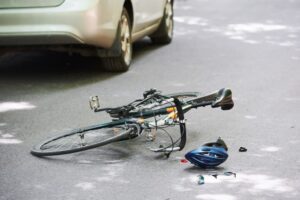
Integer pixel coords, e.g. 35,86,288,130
150,0,173,44
103,8,132,72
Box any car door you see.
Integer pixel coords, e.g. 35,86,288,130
131,0,166,33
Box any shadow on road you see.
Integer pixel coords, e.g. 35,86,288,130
0,38,163,93
133,37,162,61
0,50,115,90
0,50,110,76
184,165,226,174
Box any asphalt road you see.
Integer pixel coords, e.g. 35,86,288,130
1,0,300,199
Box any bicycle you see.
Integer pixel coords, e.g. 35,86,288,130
31,88,234,157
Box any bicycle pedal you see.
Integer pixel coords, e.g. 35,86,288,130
89,96,100,110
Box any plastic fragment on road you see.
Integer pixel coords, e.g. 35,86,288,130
211,171,236,179
212,174,218,179
198,175,205,185
180,159,188,163
239,147,247,152
224,171,236,178
196,172,236,185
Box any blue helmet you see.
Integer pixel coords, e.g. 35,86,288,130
185,139,228,168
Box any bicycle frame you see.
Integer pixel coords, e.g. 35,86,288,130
31,88,234,157
89,88,233,153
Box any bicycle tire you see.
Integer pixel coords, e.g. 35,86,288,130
31,123,138,157
164,92,201,106
165,92,200,99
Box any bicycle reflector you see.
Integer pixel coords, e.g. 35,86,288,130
89,96,100,110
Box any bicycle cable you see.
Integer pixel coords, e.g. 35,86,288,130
145,97,185,155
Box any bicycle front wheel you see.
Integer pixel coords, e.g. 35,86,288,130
31,123,138,157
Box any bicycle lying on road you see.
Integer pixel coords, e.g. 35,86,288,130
31,88,234,157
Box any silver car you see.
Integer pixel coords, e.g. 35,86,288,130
0,0,174,71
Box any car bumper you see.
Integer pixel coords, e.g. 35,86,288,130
0,0,122,48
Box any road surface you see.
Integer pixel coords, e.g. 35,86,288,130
0,0,300,199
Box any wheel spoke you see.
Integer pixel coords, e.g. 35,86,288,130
32,125,131,156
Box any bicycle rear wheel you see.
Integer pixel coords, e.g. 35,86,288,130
31,123,138,157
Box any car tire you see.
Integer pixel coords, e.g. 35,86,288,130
150,0,173,44
103,8,132,72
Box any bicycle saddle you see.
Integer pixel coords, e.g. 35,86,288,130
211,88,234,110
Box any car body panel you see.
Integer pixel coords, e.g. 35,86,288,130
0,0,167,50
0,0,65,8
131,0,165,33
0,0,123,48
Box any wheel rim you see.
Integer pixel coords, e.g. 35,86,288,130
165,1,173,38
36,126,129,154
120,14,131,66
